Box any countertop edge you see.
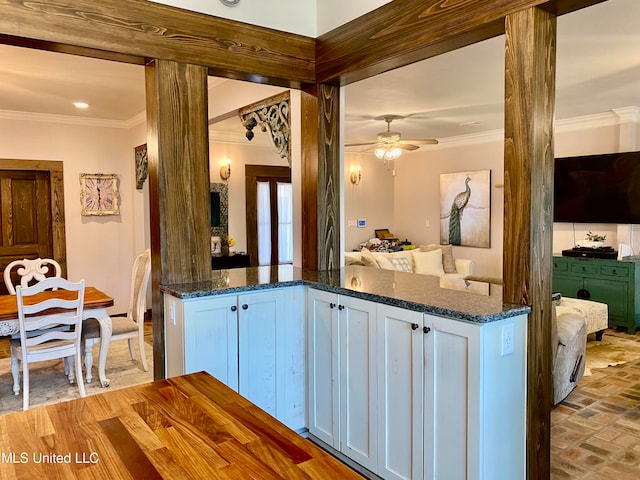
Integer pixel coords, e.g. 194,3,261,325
160,277,530,324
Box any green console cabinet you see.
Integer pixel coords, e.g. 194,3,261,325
552,255,640,332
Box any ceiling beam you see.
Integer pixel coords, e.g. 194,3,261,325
0,0,315,88
316,0,605,86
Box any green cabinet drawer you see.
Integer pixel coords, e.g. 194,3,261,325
600,265,629,278
553,260,568,272
570,263,597,275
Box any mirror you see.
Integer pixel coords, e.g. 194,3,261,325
210,183,228,238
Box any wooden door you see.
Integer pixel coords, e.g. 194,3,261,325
0,170,54,294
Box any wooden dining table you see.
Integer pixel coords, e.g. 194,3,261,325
0,287,114,387
0,371,364,479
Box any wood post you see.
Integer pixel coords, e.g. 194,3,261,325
145,59,211,380
316,85,341,271
503,7,557,479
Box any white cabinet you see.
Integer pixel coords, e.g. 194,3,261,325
164,286,306,431
423,313,526,480
376,304,424,480
307,288,378,471
307,288,527,480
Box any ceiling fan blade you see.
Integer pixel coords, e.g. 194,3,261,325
398,144,420,151
345,141,377,147
402,138,439,145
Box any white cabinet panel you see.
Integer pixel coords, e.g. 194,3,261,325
423,314,479,480
307,289,340,447
339,295,378,471
376,304,424,480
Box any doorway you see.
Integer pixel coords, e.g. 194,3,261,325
0,160,67,294
245,165,292,266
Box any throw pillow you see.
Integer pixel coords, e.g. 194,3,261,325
360,248,380,268
412,249,445,276
388,257,412,272
420,244,457,273
375,255,396,270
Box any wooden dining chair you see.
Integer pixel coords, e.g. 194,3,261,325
82,249,151,383
3,258,62,295
11,277,86,411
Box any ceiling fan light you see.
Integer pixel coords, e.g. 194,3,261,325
386,147,402,160
374,147,386,160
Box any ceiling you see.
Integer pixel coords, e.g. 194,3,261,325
0,0,637,144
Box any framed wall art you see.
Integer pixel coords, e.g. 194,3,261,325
80,173,120,216
135,143,148,190
439,169,491,248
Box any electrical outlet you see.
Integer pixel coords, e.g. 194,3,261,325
501,323,514,356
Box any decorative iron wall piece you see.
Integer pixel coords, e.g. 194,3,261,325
239,91,291,166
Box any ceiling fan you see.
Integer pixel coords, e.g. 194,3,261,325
345,114,438,162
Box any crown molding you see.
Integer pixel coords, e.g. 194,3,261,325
0,109,146,129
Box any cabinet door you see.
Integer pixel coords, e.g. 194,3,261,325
585,277,628,323
307,288,340,447
376,304,423,480
424,314,480,480
183,295,239,390
238,289,286,419
552,274,584,298
339,295,378,471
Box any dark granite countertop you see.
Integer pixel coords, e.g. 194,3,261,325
161,265,530,323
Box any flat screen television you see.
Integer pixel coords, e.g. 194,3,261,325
554,151,640,224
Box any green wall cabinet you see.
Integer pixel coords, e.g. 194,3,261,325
552,256,640,332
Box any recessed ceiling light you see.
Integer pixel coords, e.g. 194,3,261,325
459,121,480,126
73,102,89,109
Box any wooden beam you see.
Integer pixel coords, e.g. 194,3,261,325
317,85,340,271
145,59,211,380
301,87,319,270
503,7,557,479
317,0,605,85
0,0,315,88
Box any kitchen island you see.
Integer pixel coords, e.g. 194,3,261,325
162,265,530,480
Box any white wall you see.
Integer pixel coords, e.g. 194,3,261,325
343,152,395,250
393,140,505,278
152,0,390,37
317,0,392,35
151,0,317,36
0,115,145,314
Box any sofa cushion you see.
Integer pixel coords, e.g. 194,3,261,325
412,249,445,276
420,244,457,273
360,249,380,268
388,257,412,272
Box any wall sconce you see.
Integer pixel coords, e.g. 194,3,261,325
350,166,362,186
219,160,231,183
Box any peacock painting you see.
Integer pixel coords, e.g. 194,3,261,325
440,170,491,248
448,176,471,245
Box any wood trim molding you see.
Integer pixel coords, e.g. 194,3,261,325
316,0,605,85
0,0,315,88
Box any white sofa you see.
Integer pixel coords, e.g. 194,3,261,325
345,245,474,279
